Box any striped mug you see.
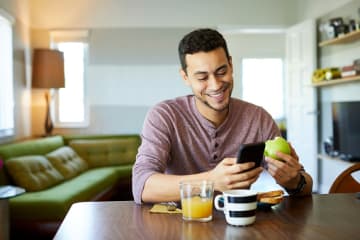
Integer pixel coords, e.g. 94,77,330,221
214,189,257,226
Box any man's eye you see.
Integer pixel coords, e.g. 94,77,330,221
197,75,208,81
216,70,226,76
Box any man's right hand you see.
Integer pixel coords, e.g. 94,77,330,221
208,157,263,192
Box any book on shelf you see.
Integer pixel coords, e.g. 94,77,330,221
341,65,360,78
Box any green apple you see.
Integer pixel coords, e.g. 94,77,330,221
264,136,291,160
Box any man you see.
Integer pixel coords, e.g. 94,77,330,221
132,28,312,204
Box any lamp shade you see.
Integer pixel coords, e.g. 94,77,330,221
32,49,65,88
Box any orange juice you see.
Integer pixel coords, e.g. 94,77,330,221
181,196,213,219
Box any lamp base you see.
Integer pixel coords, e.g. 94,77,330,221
44,91,53,136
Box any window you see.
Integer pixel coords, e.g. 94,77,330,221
50,31,89,127
0,10,14,138
241,58,284,120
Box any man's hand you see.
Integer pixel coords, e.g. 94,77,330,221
208,157,263,192
265,143,308,191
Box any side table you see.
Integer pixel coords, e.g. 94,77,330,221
0,185,25,240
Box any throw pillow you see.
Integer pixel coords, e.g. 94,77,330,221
46,146,88,179
69,139,138,168
5,155,64,192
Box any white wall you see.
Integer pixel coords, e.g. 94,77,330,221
29,0,297,28
295,0,355,21
85,64,189,134
87,65,187,106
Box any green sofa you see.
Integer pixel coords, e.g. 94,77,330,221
0,134,140,239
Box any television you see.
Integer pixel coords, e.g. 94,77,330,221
332,101,360,161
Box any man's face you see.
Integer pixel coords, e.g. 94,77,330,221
180,47,233,115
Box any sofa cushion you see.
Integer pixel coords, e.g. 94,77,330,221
9,166,125,220
69,139,138,168
0,136,65,160
46,146,88,180
0,136,65,185
5,155,64,192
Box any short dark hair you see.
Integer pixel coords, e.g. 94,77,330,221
178,28,230,72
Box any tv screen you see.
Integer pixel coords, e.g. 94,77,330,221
332,101,360,161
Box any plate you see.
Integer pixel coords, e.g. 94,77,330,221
257,201,280,210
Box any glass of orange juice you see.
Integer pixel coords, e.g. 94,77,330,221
179,180,214,222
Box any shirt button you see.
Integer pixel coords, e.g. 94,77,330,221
213,155,217,160
215,143,218,148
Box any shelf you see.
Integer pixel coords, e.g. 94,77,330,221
312,75,360,87
319,29,360,47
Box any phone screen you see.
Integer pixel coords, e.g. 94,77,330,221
236,142,265,168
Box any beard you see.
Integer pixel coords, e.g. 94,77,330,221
195,82,232,113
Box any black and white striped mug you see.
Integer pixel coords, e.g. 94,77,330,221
214,189,257,226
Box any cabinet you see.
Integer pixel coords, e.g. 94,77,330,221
315,0,360,193
312,29,360,87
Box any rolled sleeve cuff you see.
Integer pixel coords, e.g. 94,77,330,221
132,169,158,204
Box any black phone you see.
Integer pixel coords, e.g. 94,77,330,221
236,142,265,169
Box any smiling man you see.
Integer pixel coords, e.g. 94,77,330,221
132,28,312,204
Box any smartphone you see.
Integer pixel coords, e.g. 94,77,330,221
236,142,265,169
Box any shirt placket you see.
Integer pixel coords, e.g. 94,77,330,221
209,130,220,167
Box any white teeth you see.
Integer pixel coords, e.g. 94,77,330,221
209,92,223,97
207,86,227,97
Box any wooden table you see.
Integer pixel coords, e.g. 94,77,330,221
54,193,360,240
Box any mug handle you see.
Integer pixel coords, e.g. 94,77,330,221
214,194,224,211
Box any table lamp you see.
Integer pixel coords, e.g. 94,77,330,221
31,48,65,136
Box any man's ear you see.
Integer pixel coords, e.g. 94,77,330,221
180,68,191,86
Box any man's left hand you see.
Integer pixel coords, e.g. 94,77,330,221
264,143,302,189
